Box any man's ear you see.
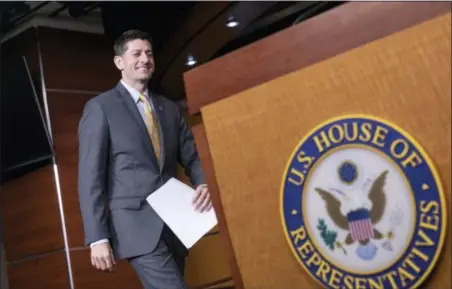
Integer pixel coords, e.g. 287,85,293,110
113,55,124,70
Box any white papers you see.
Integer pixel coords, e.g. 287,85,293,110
146,178,218,249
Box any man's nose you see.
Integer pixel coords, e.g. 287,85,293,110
139,53,151,63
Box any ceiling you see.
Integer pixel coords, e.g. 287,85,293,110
0,1,344,103
0,2,103,34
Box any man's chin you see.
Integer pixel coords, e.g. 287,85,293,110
137,74,152,81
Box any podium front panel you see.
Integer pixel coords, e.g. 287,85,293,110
201,13,450,289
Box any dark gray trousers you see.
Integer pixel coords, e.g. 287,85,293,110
128,228,187,289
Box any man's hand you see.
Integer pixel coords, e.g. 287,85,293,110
91,242,116,272
192,184,213,212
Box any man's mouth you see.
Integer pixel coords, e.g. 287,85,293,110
137,67,150,72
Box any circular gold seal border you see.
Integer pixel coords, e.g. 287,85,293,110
279,114,448,289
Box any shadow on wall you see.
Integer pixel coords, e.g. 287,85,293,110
0,230,8,289
0,248,7,289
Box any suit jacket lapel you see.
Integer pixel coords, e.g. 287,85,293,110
115,82,160,171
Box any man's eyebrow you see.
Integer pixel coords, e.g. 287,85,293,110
130,49,152,52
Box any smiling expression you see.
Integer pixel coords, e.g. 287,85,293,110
114,39,154,83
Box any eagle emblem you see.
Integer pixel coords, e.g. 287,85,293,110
281,116,446,288
315,164,396,260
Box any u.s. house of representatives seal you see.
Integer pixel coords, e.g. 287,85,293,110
280,115,446,289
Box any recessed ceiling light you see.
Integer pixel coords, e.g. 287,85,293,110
226,17,239,28
186,55,197,66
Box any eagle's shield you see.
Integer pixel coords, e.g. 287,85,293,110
347,209,374,242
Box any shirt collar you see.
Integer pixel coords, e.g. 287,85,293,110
121,80,149,104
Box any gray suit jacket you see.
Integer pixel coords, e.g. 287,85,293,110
78,82,205,260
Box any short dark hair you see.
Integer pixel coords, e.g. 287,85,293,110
113,29,153,56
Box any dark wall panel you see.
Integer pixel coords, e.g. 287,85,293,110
38,27,118,92
7,252,70,289
47,92,94,248
0,165,63,262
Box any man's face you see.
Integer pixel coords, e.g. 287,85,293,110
114,39,154,82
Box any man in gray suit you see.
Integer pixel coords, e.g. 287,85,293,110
78,29,212,289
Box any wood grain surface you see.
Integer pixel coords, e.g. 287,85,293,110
1,25,234,289
38,27,118,92
185,234,232,287
0,166,64,261
184,2,451,115
46,92,93,248
192,124,244,289
7,251,70,289
200,13,451,289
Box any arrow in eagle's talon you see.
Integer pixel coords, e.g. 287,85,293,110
335,242,347,255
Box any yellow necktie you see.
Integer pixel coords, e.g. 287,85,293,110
139,94,161,164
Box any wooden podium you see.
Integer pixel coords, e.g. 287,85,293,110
183,2,451,289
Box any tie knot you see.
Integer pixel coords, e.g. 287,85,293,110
139,94,147,103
